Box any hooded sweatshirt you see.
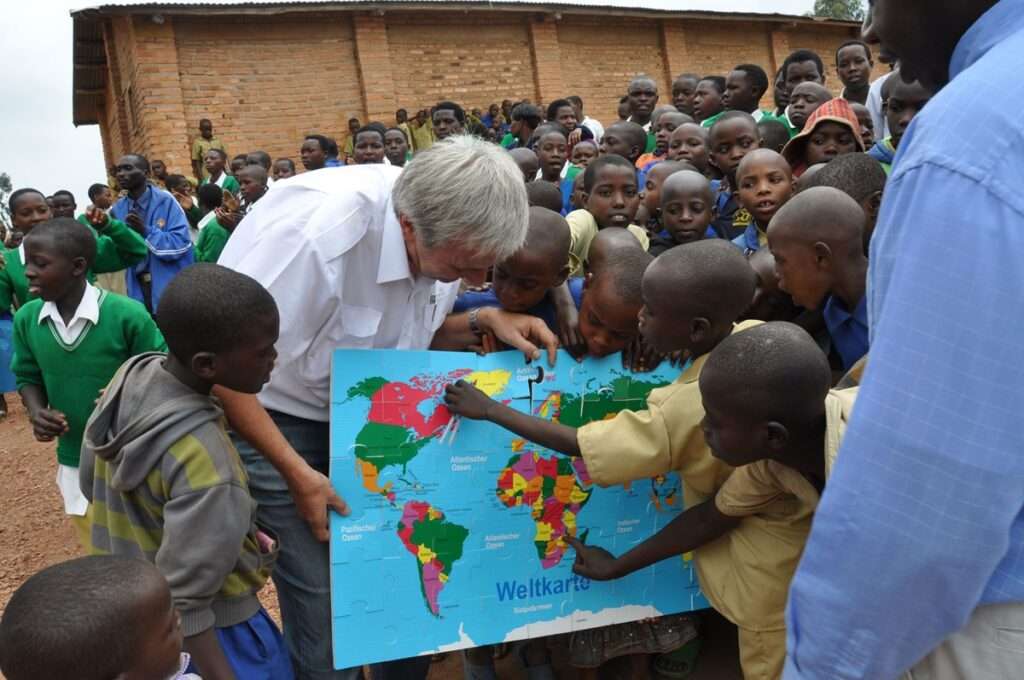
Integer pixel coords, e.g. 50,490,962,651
79,352,276,636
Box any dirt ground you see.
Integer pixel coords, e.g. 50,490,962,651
0,394,742,680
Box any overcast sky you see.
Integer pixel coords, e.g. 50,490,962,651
0,0,813,207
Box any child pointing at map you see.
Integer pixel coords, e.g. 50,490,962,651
445,240,770,677
567,322,857,680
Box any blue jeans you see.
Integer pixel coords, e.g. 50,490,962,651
235,411,431,680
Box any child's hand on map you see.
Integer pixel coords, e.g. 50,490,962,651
443,379,495,420
565,535,620,581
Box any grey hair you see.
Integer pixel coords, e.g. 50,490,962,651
392,135,529,261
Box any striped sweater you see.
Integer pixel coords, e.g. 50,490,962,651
79,353,276,635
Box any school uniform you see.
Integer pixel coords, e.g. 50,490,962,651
732,223,768,255
111,186,194,313
201,171,241,195
708,388,857,680
10,284,165,540
409,120,435,152
0,217,148,312
191,136,226,180
576,327,764,503
565,209,650,277
195,218,231,263
821,294,868,371
711,179,753,241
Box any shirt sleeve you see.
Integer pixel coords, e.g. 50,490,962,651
10,308,42,389
126,304,168,355
714,462,785,517
783,162,1024,679
145,196,193,262
0,262,13,313
91,218,149,273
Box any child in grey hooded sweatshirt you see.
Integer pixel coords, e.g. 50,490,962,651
79,263,292,680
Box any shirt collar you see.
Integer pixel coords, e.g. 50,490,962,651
822,293,867,327
18,242,25,265
128,185,154,212
950,1,1024,81
377,199,413,284
38,282,101,327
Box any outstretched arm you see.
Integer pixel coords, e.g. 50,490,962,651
566,499,739,580
444,379,580,456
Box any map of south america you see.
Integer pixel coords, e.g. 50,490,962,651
396,501,469,617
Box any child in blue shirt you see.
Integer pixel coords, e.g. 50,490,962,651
707,112,761,240
767,186,868,371
732,149,796,255
453,207,578,337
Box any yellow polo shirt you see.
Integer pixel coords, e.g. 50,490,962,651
702,387,857,634
565,209,650,277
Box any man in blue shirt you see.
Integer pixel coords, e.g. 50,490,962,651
111,154,193,313
784,2,1024,678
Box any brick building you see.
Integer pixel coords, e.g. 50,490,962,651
71,1,874,175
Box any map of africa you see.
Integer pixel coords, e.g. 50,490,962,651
330,349,707,669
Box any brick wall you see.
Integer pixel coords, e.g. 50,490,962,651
95,9,867,175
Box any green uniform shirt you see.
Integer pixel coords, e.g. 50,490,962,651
1,217,146,313
195,219,230,263
11,289,166,466
201,173,240,196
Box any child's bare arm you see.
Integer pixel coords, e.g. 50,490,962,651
184,629,238,680
566,499,740,580
549,282,586,359
444,379,580,456
18,384,67,441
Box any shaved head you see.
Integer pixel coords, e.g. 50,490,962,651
587,227,644,275
517,206,571,268
737,148,792,181
595,247,653,310
237,164,268,184
644,239,756,322
791,82,832,102
701,321,831,425
768,186,865,258
661,170,713,205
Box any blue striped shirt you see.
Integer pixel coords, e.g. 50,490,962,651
784,2,1024,678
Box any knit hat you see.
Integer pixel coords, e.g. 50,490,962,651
782,98,866,172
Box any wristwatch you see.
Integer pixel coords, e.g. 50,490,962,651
468,308,484,336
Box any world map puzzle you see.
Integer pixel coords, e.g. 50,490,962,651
329,349,708,669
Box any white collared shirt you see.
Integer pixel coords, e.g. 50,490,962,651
582,115,605,142
866,71,893,140
38,282,100,346
218,164,460,421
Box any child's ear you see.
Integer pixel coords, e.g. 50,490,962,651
865,190,883,220
813,241,833,268
689,316,711,344
582,191,592,209
764,421,789,453
191,352,218,382
554,265,571,287
71,256,88,278
631,145,642,160
582,271,593,291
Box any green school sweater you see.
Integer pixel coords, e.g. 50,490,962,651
195,219,230,263
201,173,240,195
75,214,149,272
11,290,166,466
1,219,148,313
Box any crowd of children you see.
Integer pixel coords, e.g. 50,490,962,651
0,39,925,680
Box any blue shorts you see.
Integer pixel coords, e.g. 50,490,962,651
188,608,294,679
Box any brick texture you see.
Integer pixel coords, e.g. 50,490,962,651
93,9,872,175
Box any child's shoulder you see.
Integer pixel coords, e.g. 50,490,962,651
97,290,155,321
12,297,43,324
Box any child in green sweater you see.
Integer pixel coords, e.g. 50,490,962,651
10,217,165,546
1,188,148,314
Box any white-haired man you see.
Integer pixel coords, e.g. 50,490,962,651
218,136,556,680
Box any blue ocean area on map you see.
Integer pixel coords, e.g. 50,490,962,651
329,349,707,669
